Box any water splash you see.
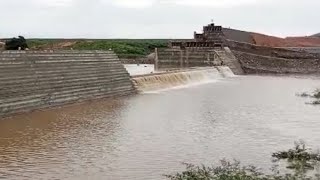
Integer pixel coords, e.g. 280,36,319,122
216,66,237,78
132,66,235,93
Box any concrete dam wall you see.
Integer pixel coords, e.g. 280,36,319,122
155,48,219,70
155,48,244,75
0,50,135,117
227,40,320,74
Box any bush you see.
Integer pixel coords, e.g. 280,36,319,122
313,90,320,99
5,36,29,50
298,89,320,105
27,39,169,58
166,142,320,180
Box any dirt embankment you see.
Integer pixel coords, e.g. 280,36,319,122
227,40,320,75
252,33,320,47
223,28,320,47
31,40,78,50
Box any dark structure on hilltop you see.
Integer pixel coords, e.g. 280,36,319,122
5,36,29,50
312,33,320,38
170,23,225,49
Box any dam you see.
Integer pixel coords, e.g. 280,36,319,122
1,23,320,180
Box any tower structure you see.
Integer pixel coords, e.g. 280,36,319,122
170,23,225,49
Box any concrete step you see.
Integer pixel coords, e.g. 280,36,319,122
0,50,135,117
0,80,133,103
0,60,122,66
0,71,130,86
0,75,132,94
0,86,134,110
0,66,127,78
0,88,134,116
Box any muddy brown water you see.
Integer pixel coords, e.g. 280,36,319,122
1,75,320,179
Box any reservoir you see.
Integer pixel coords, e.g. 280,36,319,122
0,74,320,180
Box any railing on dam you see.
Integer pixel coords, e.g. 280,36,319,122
0,50,135,117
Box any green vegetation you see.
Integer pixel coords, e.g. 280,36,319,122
27,39,169,58
313,90,320,99
166,142,320,180
3,36,29,50
27,39,62,49
297,89,320,105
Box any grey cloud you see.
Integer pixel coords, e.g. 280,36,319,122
0,0,319,38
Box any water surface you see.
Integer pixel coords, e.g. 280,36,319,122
0,75,320,180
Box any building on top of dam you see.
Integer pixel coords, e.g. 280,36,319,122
156,22,244,74
157,22,320,75
170,23,225,49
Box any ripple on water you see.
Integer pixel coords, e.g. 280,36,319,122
0,75,320,179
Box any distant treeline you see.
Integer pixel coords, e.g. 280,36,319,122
24,39,171,58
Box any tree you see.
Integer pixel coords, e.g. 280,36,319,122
5,36,29,50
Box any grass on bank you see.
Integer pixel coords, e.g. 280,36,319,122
27,39,169,58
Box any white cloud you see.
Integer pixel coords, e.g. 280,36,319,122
106,0,156,8
31,0,74,7
0,0,319,38
104,0,272,9
161,0,262,7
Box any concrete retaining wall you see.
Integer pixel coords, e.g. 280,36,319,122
0,50,135,117
227,40,320,59
228,40,320,74
233,50,320,74
285,47,320,54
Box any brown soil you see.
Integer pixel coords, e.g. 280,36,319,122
251,33,287,47
223,28,320,47
252,33,320,47
32,40,78,50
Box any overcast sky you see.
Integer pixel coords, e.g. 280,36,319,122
0,0,319,38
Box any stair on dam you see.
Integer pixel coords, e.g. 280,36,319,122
215,47,244,75
0,50,135,117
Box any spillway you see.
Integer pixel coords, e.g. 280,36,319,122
132,66,235,92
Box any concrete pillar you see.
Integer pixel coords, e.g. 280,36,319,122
180,50,184,68
186,50,189,68
154,48,159,71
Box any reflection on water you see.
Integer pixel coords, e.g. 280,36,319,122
1,75,320,180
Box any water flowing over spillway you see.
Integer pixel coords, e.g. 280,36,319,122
132,66,235,92
216,66,236,77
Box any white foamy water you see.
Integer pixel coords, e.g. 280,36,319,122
216,66,236,77
132,66,234,93
124,64,155,76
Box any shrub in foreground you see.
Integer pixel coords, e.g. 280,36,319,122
166,142,320,180
297,89,320,105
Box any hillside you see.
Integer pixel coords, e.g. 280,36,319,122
222,28,255,44
223,28,320,47
311,33,320,37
